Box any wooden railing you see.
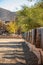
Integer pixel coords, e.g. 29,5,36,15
22,27,43,50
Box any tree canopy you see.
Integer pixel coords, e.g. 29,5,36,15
16,1,43,32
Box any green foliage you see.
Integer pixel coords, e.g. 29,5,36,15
17,2,43,32
6,21,18,34
0,0,43,33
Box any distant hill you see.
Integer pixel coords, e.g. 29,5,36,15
0,8,16,21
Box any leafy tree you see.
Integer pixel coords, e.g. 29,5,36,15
17,3,43,32
6,21,18,34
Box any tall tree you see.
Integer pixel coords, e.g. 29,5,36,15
17,4,42,32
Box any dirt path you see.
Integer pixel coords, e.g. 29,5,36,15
0,39,38,65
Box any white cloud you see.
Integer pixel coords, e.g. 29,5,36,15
0,0,36,12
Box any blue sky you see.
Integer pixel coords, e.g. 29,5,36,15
0,0,36,12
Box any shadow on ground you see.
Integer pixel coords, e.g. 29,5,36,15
0,63,26,65
0,42,38,65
